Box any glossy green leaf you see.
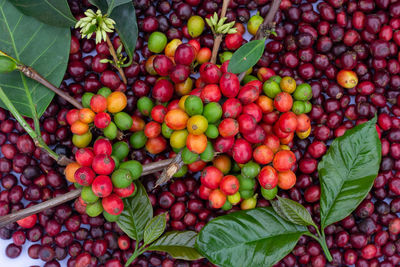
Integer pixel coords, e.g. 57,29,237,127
0,0,70,118
148,231,203,260
319,117,381,230
117,182,153,241
90,0,137,66
106,0,131,13
196,207,308,267
271,196,317,228
8,0,76,27
89,0,107,13
109,2,137,66
144,213,166,245
227,39,265,74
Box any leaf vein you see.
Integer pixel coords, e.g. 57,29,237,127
29,37,57,66
43,0,76,24
18,24,44,55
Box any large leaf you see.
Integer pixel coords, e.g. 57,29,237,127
90,0,131,14
89,0,108,13
148,231,203,260
8,0,76,27
106,0,131,13
196,207,308,267
117,182,153,241
228,39,265,74
144,213,166,245
319,117,381,230
271,196,317,228
0,0,70,118
90,0,137,66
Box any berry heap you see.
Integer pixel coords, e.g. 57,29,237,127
67,89,130,147
65,138,142,220
128,38,314,211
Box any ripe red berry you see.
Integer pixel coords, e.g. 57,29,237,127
102,194,124,215
92,175,113,198
92,154,115,175
93,138,112,156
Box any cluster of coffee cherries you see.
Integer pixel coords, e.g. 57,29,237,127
65,138,142,220
66,88,130,148
132,42,315,211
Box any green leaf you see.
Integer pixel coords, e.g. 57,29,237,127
8,0,76,27
90,0,137,67
117,182,153,241
319,117,381,230
89,0,108,13
144,213,166,245
109,2,137,66
227,39,265,74
106,0,131,14
196,207,308,267
271,196,317,228
148,231,203,260
0,0,70,118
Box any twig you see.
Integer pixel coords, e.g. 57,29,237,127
255,0,281,40
105,35,127,85
17,65,83,109
0,158,174,228
155,152,184,188
238,0,281,82
210,0,230,64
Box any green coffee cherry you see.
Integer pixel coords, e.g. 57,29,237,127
182,147,198,164
187,16,205,38
0,56,17,73
86,200,103,217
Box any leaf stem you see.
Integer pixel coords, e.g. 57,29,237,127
125,240,145,267
317,234,333,262
17,65,83,109
0,87,60,162
105,34,127,85
305,231,333,262
19,71,41,137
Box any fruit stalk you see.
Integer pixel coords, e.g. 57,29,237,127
238,0,281,81
0,86,71,166
105,34,128,85
210,0,230,64
17,65,83,109
155,151,184,187
0,158,175,228
254,0,282,40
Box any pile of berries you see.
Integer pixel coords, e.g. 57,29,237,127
65,138,142,220
66,89,129,148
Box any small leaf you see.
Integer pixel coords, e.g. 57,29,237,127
8,0,76,27
271,196,316,228
0,0,70,118
195,207,308,267
228,39,266,74
117,182,153,241
147,231,203,260
319,117,381,231
144,213,166,245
